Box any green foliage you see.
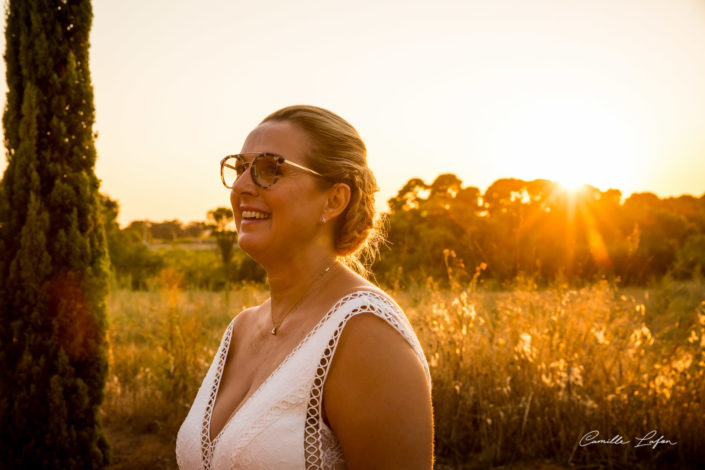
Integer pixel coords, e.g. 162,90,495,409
206,206,236,260
160,248,222,290
206,206,239,286
377,175,480,285
111,243,165,290
97,200,266,290
155,246,266,290
0,1,110,467
375,175,705,287
675,234,705,278
100,197,164,289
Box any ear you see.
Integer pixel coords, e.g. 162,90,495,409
322,183,351,222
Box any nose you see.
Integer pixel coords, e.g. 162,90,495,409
232,163,258,196
231,163,257,217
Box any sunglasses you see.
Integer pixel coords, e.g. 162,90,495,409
220,153,323,189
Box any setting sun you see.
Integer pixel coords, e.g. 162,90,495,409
557,177,584,193
485,95,646,194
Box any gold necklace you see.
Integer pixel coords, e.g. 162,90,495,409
269,261,337,336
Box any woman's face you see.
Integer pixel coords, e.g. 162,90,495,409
230,120,329,263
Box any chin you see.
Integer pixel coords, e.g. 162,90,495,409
236,234,268,263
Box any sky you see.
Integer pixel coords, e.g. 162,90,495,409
1,0,705,226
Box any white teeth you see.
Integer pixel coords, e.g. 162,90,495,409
242,210,271,220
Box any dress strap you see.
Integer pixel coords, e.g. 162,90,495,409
303,290,430,469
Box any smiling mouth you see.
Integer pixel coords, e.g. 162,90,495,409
241,210,271,220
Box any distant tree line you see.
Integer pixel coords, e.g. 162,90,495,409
101,198,264,289
121,219,208,242
99,175,705,290
374,175,705,286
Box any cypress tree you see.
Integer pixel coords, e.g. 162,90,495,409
0,1,110,468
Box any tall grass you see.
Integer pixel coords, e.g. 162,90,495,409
103,269,267,436
102,272,705,469
406,276,705,468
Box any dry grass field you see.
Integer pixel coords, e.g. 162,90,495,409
102,272,705,469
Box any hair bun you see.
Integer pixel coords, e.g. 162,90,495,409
335,169,377,256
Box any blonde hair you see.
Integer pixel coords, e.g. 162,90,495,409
261,105,384,274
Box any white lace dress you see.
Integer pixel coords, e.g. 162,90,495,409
175,290,431,470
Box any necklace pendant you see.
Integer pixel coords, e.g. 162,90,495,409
271,326,277,335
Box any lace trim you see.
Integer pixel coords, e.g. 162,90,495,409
303,291,424,469
200,320,235,470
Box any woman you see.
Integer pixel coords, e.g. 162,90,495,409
176,105,433,469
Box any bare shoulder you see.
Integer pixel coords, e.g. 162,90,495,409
323,302,433,469
326,309,428,397
328,285,418,374
334,310,414,362
231,302,267,334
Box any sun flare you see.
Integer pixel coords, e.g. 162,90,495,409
556,174,585,192
487,95,646,195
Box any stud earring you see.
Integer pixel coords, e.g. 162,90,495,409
320,216,327,224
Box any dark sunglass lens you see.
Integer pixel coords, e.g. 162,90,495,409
253,155,279,186
234,158,248,177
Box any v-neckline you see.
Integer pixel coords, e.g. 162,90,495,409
205,289,379,445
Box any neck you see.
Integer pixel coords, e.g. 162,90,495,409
265,249,338,308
